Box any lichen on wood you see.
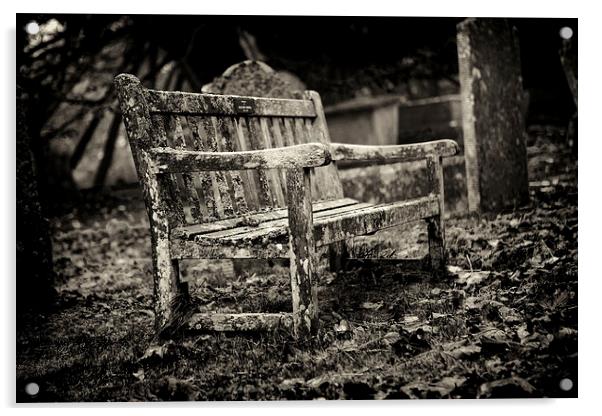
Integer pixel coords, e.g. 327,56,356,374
146,89,316,118
114,74,185,331
330,139,459,164
426,155,446,273
148,143,332,173
287,167,318,337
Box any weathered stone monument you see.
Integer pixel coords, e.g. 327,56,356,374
457,18,529,212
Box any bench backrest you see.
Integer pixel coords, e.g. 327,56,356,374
116,71,344,228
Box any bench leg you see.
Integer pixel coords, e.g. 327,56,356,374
427,216,445,274
426,155,446,275
328,240,349,273
287,168,318,338
151,239,188,332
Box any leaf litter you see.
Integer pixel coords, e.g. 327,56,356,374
16,134,576,400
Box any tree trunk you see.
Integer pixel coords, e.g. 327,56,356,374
16,86,56,309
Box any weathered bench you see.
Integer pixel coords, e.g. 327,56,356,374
115,64,458,338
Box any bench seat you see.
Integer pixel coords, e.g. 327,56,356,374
170,196,439,259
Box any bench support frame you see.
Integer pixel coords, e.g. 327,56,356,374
115,70,458,338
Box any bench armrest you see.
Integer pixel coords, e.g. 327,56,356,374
330,139,459,165
147,143,332,173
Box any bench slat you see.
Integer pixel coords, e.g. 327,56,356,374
149,113,186,227
260,117,286,207
220,118,249,215
171,197,359,239
185,115,213,220
246,117,275,208
208,116,235,217
204,201,374,240
164,114,203,223
269,118,289,198
147,90,317,118
170,196,440,259
313,195,439,246
304,91,345,200
232,117,260,211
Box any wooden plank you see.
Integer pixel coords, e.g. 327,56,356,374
330,140,459,164
287,167,318,336
203,201,373,241
292,118,307,145
217,117,248,215
292,118,319,197
188,312,293,332
209,116,235,217
313,196,439,246
260,117,286,207
269,117,289,198
114,74,185,331
172,198,359,238
426,155,445,272
196,117,228,218
150,143,332,173
282,118,296,147
146,89,317,117
246,117,274,208
170,238,290,259
149,113,185,227
304,91,345,201
304,118,324,198
163,115,202,223
233,117,260,211
184,195,439,249
184,116,212,220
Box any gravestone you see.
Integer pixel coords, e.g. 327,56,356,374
457,18,529,212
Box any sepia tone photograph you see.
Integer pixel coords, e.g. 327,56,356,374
16,13,577,401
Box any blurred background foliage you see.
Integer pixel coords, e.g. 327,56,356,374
16,14,576,197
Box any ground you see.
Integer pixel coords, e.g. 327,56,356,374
16,131,577,401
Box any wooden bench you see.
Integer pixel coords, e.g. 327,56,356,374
114,64,459,338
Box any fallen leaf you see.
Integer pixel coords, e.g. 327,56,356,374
361,301,383,310
457,271,491,286
478,377,536,398
401,376,466,399
334,319,350,333
447,265,463,274
449,344,482,359
133,368,145,381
